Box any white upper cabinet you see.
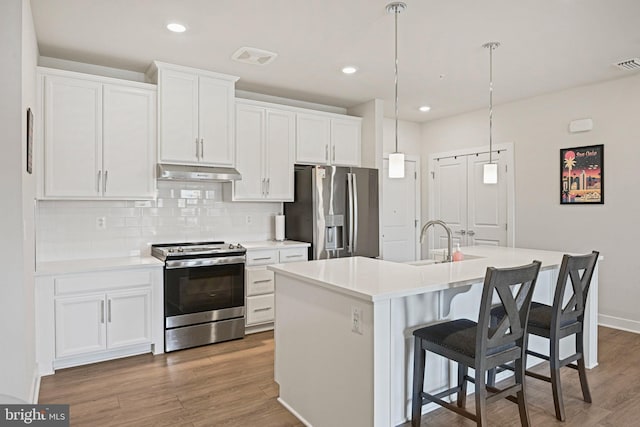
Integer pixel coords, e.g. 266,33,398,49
296,111,361,167
154,62,238,167
39,69,156,200
234,100,295,201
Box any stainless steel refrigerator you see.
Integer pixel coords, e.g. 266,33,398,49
284,165,379,260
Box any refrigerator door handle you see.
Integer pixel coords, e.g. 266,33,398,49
352,172,358,254
347,173,354,254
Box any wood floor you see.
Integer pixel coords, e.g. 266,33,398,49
40,327,640,426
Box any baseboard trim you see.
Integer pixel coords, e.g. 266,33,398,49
30,367,41,404
599,314,640,334
277,397,313,427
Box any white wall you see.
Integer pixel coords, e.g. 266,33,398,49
0,0,38,402
421,73,640,331
383,117,421,158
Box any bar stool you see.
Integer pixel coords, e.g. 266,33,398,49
411,261,542,427
488,251,599,421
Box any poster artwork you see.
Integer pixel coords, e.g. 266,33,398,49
560,144,603,204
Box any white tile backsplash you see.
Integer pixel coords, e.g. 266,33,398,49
36,181,283,261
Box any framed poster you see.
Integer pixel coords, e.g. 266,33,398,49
560,144,603,204
26,107,33,174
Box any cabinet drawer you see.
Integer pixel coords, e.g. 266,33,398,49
246,249,278,266
279,247,308,263
246,268,275,296
55,270,152,295
246,294,275,325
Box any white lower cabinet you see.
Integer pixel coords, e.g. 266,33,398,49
36,265,163,374
244,245,308,333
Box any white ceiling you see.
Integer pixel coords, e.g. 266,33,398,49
30,0,640,122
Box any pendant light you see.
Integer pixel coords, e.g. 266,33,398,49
482,41,500,184
387,2,406,179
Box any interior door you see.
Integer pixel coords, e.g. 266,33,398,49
382,159,417,262
430,152,508,254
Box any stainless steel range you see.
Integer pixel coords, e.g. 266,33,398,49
151,241,246,352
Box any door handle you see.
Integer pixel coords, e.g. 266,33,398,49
467,230,476,236
200,138,204,159
352,173,358,253
195,138,200,160
261,178,265,196
252,279,272,284
325,145,329,163
103,170,108,194
332,146,336,162
253,307,272,312
100,300,105,324
97,170,102,193
107,299,112,322
347,173,354,253
266,178,270,196
454,230,467,235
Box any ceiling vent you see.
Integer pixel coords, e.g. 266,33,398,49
231,47,277,66
614,58,640,71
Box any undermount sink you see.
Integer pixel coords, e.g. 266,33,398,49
405,253,485,267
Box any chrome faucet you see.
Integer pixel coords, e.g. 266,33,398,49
419,220,453,262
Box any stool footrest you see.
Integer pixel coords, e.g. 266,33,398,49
420,391,478,422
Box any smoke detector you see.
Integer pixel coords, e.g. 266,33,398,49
231,47,278,66
614,58,640,71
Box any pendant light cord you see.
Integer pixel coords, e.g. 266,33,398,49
489,43,494,164
394,7,399,154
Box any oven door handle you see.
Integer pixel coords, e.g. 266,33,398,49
165,256,246,269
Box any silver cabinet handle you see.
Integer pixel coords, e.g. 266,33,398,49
200,138,204,159
195,138,199,159
266,178,270,195
100,300,105,323
332,145,336,162
103,170,108,194
253,279,272,284
325,144,329,162
97,170,102,193
252,257,273,261
454,230,467,235
285,254,303,259
107,299,112,322
467,230,476,236
261,178,266,196
253,307,272,312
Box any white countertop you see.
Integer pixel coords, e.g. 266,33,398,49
36,256,164,276
268,246,588,302
241,240,310,250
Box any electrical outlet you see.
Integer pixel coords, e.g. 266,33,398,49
351,306,363,335
246,215,252,225
96,216,106,230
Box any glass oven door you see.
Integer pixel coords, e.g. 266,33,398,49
164,259,245,319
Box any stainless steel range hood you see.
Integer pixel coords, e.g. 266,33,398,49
157,164,242,182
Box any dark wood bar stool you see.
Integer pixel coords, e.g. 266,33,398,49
411,261,542,427
488,251,599,421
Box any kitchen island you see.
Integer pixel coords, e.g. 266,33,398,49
268,246,600,427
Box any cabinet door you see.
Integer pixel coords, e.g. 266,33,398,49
331,118,361,167
55,294,106,358
44,75,102,197
107,288,151,349
246,294,275,325
234,104,265,200
296,113,330,165
103,84,156,198
265,109,295,201
159,69,199,164
199,76,235,166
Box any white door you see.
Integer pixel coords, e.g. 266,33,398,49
159,69,199,164
43,75,102,198
234,103,265,200
331,118,361,167
55,294,106,358
296,113,330,165
107,288,151,349
265,109,295,201
382,159,418,262
199,76,235,166
102,84,156,199
430,151,508,253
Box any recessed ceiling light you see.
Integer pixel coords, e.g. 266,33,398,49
342,66,358,75
419,105,431,112
167,23,186,33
